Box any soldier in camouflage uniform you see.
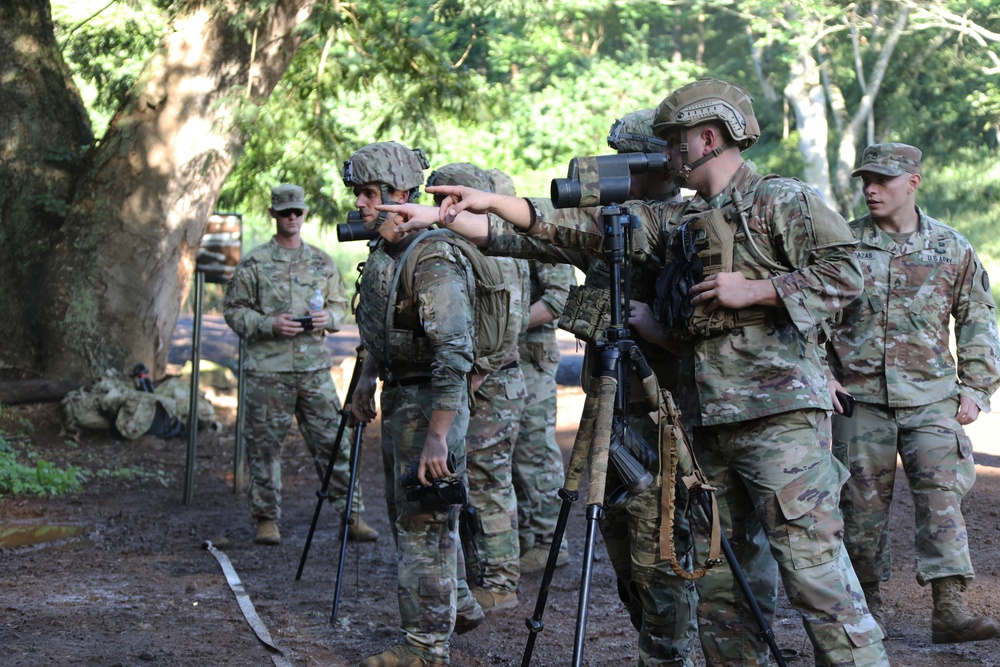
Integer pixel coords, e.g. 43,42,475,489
828,143,1000,644
223,183,376,546
345,143,478,667
386,79,890,666
425,162,527,612
481,169,577,574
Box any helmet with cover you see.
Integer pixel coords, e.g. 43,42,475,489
343,141,429,230
342,141,429,192
607,108,667,154
652,78,759,151
426,162,494,197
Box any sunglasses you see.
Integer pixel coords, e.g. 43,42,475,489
278,208,305,218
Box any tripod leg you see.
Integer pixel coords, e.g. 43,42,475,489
296,409,352,581
693,491,788,667
520,387,596,667
571,373,617,667
331,421,365,623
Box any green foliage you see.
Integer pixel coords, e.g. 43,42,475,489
0,437,86,498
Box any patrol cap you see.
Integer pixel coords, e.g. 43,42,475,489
852,143,921,178
270,184,308,211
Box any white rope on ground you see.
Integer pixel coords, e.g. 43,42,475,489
204,540,294,667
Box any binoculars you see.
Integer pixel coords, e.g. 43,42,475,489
401,453,467,510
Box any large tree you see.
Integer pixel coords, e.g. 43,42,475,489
0,0,313,383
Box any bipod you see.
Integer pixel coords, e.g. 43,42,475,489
295,347,366,588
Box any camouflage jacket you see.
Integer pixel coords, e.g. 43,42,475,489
828,209,1000,411
356,235,475,412
519,162,863,426
517,260,574,373
223,238,349,372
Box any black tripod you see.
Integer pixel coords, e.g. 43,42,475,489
295,347,367,625
520,204,787,667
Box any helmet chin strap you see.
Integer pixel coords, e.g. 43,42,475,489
674,128,732,184
364,184,394,231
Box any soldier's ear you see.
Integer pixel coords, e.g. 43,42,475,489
908,174,921,193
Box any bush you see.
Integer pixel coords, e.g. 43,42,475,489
0,436,86,497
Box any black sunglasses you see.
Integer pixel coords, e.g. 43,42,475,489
278,208,304,218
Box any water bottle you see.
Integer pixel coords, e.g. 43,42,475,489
308,288,324,312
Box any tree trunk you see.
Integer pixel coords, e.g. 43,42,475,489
784,51,833,203
0,0,94,381
3,0,312,385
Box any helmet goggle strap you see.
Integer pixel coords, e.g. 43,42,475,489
370,183,393,230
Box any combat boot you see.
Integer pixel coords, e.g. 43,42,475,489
359,644,444,667
347,516,379,542
861,581,886,634
519,543,569,574
471,585,518,612
454,597,485,634
255,519,281,545
930,576,1000,644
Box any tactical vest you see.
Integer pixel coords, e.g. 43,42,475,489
558,258,660,346
655,175,788,336
356,241,396,369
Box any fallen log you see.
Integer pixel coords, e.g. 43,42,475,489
0,379,83,405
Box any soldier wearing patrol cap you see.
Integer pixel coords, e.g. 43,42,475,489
828,143,1000,644
380,77,890,666
223,184,377,546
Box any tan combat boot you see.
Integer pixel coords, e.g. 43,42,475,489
454,596,485,634
347,516,379,542
359,644,444,666
861,581,886,634
930,576,1000,644
471,585,518,612
255,519,281,545
519,543,569,575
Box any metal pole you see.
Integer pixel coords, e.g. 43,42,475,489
233,336,247,494
183,271,204,505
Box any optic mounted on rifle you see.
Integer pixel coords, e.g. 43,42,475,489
550,153,668,208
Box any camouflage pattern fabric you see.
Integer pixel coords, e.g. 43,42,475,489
828,210,1000,410
832,399,976,586
357,235,475,407
513,261,575,551
379,383,470,665
461,255,527,594
829,209,999,590
224,239,349,372
600,409,700,667
695,410,886,666
243,369,363,520
464,364,526,593
516,160,888,665
224,238,360,520
357,232,476,664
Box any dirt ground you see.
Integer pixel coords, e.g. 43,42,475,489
2,324,1000,666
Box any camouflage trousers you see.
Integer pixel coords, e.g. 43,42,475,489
694,409,888,667
832,398,976,586
460,365,526,594
379,382,470,665
512,361,565,553
599,401,700,667
243,370,363,522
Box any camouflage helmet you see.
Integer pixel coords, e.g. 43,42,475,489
426,162,494,192
342,141,430,191
652,78,760,151
607,108,667,154
486,168,517,197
